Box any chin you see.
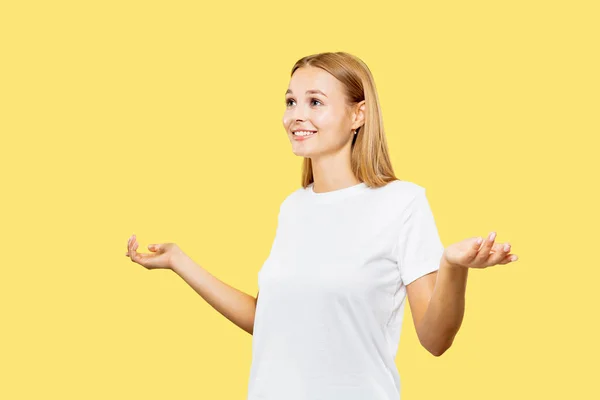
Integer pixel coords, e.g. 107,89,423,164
292,150,311,157
293,147,324,158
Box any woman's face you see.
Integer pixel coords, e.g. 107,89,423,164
283,66,357,158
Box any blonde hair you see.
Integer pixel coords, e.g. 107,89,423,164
290,51,399,189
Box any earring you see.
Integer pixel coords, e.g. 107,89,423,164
354,129,358,135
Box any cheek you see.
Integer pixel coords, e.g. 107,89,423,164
282,111,293,128
312,109,340,131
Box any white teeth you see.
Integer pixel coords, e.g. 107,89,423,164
294,130,316,136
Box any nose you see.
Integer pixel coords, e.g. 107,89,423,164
290,102,308,121
283,100,309,131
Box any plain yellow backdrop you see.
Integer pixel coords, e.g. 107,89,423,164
1,0,598,399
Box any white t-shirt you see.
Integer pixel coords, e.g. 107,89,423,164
247,180,445,400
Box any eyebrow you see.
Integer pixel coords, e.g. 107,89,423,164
285,89,328,98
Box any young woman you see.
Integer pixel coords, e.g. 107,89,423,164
125,51,519,400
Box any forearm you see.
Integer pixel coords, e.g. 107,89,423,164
171,254,257,335
418,257,469,356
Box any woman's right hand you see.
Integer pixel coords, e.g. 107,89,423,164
125,234,186,270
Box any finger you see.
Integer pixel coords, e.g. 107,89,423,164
475,231,496,264
132,238,139,257
497,255,511,265
489,241,510,256
129,235,137,261
489,242,510,265
134,242,152,257
498,253,518,265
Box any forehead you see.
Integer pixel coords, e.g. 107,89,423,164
287,66,342,96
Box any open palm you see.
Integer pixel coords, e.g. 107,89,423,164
443,231,519,269
125,234,181,270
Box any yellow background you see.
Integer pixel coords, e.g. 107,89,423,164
1,0,598,398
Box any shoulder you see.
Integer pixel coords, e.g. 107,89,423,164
277,186,305,213
367,180,429,222
378,179,426,201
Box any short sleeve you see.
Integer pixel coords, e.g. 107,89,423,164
395,188,445,286
257,197,286,289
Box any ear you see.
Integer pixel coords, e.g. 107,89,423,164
352,100,366,130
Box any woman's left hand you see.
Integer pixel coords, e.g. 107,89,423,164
442,231,519,269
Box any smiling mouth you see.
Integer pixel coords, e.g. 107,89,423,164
292,130,317,136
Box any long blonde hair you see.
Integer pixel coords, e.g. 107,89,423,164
290,52,399,189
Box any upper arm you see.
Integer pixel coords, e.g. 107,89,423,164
406,270,438,340
394,187,444,339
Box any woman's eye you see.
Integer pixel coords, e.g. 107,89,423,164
285,98,323,107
